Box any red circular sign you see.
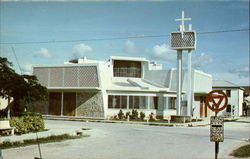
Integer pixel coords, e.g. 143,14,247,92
205,90,228,112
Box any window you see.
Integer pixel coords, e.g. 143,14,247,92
139,96,146,109
108,95,127,109
129,96,134,109
168,97,176,109
134,96,140,109
153,97,158,109
149,96,158,109
226,90,231,98
109,95,148,109
121,96,127,109
113,60,141,78
114,96,120,109
129,96,140,109
226,104,231,112
108,96,113,108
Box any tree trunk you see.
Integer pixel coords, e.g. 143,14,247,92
7,96,10,119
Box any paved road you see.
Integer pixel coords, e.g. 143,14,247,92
2,120,250,159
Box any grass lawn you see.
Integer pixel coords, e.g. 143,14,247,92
231,144,250,158
0,133,90,150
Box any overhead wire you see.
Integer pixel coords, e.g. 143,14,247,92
11,47,23,74
0,28,249,45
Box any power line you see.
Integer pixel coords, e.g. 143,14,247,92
0,28,249,45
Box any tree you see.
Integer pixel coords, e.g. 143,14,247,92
0,57,47,117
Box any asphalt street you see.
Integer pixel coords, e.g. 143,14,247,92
2,120,250,159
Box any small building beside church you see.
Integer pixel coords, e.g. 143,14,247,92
32,56,212,119
212,80,244,117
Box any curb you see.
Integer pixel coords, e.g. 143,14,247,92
43,116,210,127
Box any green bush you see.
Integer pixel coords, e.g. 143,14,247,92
9,115,44,135
131,109,139,120
16,111,42,117
140,112,145,121
118,110,125,120
149,112,156,121
125,112,130,119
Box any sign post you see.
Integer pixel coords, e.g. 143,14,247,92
205,90,228,159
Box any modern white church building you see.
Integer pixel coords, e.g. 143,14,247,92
32,56,213,120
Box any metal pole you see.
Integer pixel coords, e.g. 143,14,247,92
177,50,183,115
187,50,192,116
36,132,42,159
215,111,219,159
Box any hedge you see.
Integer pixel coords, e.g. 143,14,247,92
9,115,45,135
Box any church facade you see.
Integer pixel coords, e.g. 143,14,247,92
32,56,212,119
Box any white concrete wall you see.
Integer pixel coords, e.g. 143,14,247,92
238,89,244,116
213,88,244,117
167,69,212,94
193,70,212,93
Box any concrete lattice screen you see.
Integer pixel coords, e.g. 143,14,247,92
33,66,99,88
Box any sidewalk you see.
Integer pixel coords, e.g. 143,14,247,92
0,121,82,144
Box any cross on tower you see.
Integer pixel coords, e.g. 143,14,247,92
175,11,192,37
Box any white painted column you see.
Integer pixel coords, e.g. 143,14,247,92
187,50,192,116
147,96,150,110
176,50,183,116
127,96,129,109
165,97,168,110
60,92,64,116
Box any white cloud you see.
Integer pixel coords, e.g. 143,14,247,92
229,66,249,78
123,40,136,54
72,43,92,59
21,64,32,75
192,53,214,68
150,44,176,62
34,48,52,58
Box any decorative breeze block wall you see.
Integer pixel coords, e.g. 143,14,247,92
33,66,99,88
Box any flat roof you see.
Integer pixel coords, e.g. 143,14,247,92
110,56,148,62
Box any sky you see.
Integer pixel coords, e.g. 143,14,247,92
0,0,249,86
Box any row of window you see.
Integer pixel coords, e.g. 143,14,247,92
108,95,158,109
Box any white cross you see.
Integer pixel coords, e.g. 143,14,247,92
175,11,191,37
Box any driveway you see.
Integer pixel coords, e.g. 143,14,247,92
2,120,250,159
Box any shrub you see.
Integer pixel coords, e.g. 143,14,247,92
140,112,145,121
9,115,44,135
125,112,130,119
118,110,125,120
131,109,139,120
17,111,42,117
149,112,156,121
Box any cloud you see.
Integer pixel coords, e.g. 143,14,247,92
150,44,214,68
229,66,249,78
34,48,52,58
192,53,214,68
72,43,92,59
150,43,176,62
21,64,32,75
123,40,136,54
